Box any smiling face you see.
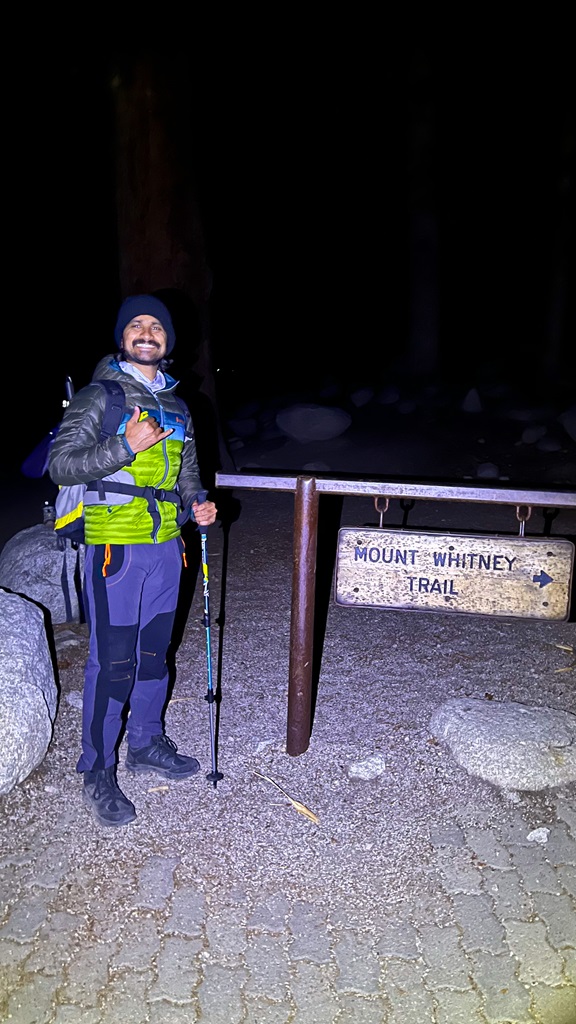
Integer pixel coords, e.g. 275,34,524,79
121,314,168,378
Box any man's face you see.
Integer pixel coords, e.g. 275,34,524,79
122,314,168,368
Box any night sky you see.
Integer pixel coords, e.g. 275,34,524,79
9,28,574,473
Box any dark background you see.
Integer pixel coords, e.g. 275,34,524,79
7,26,575,477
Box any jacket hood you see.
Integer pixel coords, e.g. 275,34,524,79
92,354,119,381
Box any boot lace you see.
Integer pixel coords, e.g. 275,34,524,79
92,766,120,797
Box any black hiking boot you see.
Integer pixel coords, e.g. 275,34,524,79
125,734,200,780
83,766,137,827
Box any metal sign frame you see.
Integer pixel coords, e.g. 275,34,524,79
216,472,576,756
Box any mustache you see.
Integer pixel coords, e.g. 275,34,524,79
119,345,164,366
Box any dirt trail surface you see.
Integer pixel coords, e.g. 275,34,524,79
1,488,576,1023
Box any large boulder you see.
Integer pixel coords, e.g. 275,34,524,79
276,403,352,443
0,524,85,624
0,589,58,794
430,697,576,791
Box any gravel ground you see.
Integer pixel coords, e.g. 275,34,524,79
1,486,575,1022
3,490,575,912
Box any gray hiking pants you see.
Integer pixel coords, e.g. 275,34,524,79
77,538,184,773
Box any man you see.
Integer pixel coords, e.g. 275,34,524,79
48,294,217,827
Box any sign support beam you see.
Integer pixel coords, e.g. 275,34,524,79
287,476,318,755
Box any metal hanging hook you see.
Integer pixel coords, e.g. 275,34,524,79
373,497,389,529
540,507,560,537
400,498,416,527
516,505,532,537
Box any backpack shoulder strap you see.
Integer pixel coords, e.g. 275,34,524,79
90,379,127,440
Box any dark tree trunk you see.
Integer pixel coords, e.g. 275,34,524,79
111,58,235,479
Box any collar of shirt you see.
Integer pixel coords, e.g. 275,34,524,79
119,361,166,394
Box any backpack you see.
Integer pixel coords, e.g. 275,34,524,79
21,378,126,482
40,379,127,624
53,379,130,546
53,379,187,547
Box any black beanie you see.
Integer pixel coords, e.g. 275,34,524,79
114,295,176,354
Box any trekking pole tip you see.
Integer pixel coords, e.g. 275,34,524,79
206,769,224,788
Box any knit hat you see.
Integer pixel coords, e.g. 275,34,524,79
114,295,176,354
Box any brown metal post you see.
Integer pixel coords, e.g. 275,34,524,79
287,476,319,755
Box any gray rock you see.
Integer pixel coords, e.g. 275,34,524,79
275,404,352,443
461,388,483,413
349,387,375,408
559,405,576,443
475,462,500,479
0,525,85,624
376,385,401,405
521,424,548,444
430,698,576,791
0,589,57,794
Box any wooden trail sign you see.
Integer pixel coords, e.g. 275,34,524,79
335,529,574,621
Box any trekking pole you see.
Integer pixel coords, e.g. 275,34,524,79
64,376,75,406
200,526,224,788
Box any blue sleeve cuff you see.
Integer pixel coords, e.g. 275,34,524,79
122,435,135,458
189,490,209,523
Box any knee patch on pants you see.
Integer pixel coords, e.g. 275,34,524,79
138,612,175,681
102,624,138,684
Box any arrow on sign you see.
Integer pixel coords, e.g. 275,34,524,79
533,571,553,588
